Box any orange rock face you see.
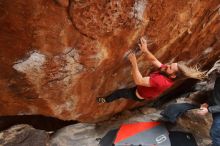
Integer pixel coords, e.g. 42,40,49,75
0,0,220,122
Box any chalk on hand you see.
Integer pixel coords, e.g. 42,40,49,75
123,36,154,60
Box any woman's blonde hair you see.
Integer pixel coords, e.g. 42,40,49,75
177,61,207,80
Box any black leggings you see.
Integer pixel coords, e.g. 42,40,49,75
105,87,144,102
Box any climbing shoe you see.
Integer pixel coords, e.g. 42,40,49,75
97,97,106,103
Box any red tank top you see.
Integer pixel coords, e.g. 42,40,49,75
137,72,173,100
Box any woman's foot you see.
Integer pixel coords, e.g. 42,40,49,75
96,97,106,103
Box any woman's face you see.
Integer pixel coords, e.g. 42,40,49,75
161,63,179,76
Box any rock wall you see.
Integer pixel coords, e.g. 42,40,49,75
0,0,220,122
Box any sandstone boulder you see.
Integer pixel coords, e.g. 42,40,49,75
0,0,219,122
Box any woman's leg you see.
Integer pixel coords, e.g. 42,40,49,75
104,87,138,103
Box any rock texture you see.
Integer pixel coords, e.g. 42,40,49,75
0,0,220,122
176,111,212,146
0,124,49,146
